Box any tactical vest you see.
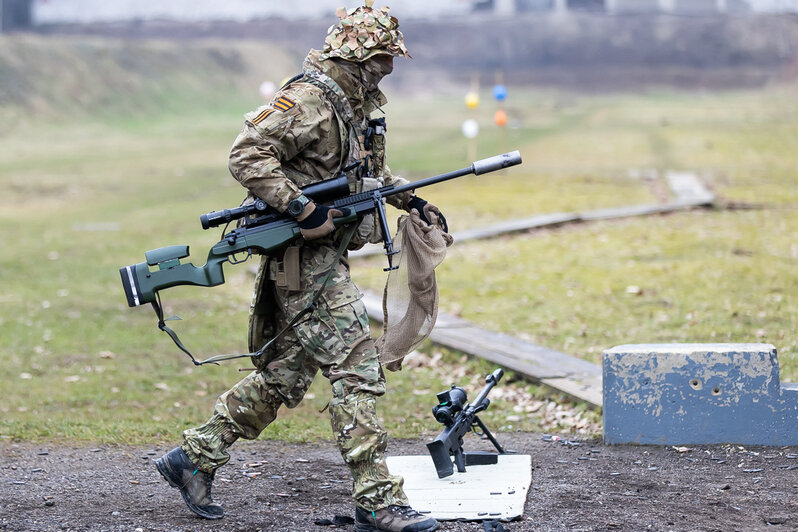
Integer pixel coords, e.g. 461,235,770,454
293,68,387,194
248,70,387,357
292,68,387,248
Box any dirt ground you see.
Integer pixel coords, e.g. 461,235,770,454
1,433,796,532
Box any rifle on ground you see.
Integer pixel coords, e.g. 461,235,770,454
119,151,522,364
427,368,508,478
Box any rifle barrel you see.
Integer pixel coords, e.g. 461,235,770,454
387,166,475,197
387,151,522,197
469,368,504,412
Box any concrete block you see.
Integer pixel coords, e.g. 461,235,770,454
603,343,798,445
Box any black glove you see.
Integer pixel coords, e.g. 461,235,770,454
297,202,344,240
408,196,448,233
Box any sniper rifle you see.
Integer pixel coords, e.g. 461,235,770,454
427,368,508,478
119,151,522,364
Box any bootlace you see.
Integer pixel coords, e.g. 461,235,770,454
390,505,423,519
206,470,215,499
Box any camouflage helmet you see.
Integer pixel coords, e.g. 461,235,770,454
320,1,411,62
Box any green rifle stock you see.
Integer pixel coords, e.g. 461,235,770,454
120,150,522,308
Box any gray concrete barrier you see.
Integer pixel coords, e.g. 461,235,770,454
603,343,798,445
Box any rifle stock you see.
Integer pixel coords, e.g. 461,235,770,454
120,212,361,307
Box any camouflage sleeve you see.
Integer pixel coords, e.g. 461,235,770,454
228,88,328,213
382,165,413,210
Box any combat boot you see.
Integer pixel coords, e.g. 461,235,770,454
155,447,224,520
355,505,439,532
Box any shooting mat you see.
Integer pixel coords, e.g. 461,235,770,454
386,454,532,521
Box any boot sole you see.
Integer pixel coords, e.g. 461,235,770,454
155,457,224,520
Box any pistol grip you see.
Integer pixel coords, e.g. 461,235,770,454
333,207,358,225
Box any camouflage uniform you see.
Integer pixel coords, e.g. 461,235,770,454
181,23,414,511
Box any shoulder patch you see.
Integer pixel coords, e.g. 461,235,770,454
252,108,275,125
272,96,296,112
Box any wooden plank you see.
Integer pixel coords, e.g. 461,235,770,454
429,326,600,379
450,212,580,241
362,291,603,407
541,376,603,408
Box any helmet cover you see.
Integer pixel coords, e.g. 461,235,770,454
320,1,411,62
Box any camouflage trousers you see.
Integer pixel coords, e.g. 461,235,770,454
181,241,408,511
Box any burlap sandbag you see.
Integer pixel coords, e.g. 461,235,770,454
376,209,453,371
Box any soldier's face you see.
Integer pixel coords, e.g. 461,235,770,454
363,54,393,85
371,55,394,77
362,55,394,89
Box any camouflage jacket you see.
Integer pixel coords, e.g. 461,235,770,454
228,49,412,217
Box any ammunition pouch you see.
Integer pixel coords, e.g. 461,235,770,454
267,244,302,291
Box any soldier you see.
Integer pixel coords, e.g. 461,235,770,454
155,2,443,531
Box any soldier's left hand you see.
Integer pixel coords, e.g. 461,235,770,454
297,202,345,240
408,196,448,233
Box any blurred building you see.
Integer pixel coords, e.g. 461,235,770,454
30,0,471,24
474,0,796,12
15,0,798,28
1,0,33,32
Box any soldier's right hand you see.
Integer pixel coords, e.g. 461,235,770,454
297,202,344,240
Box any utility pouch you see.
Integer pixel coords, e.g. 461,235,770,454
350,176,385,248
368,118,387,173
270,244,302,291
364,118,386,151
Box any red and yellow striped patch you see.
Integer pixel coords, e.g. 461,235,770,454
252,108,274,125
272,96,296,112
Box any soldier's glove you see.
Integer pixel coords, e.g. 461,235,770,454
296,202,345,240
408,196,448,233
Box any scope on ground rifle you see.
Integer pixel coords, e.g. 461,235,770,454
426,369,507,478
432,386,467,426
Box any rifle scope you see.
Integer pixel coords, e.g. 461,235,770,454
432,386,467,426
200,175,351,230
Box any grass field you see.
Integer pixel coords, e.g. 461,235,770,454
1,36,796,445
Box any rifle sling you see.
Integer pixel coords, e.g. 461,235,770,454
151,223,358,366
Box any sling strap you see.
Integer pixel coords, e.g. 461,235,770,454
151,223,358,366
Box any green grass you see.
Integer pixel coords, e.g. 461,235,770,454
1,36,796,444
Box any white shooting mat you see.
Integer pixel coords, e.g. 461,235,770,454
386,454,532,521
